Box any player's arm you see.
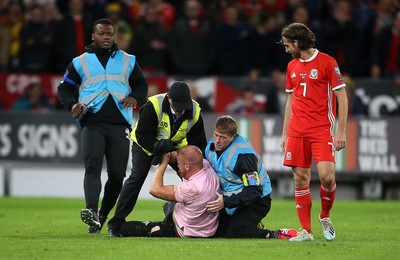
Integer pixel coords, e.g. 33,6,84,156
280,92,293,152
334,87,348,151
149,153,176,202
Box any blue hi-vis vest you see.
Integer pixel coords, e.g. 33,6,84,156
205,134,272,215
73,50,136,125
130,93,201,156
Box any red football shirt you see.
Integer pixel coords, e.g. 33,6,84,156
286,50,346,137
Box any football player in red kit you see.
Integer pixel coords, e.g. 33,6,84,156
279,23,348,242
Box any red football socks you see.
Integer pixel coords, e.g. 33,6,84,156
319,182,337,219
294,187,312,233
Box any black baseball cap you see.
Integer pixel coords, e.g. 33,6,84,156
168,81,192,111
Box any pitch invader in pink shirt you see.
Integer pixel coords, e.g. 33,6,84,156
118,145,220,238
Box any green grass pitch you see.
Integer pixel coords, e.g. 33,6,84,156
1,198,399,259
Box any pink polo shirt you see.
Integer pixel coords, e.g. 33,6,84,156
173,159,220,237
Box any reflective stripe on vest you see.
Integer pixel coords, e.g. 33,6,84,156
205,135,272,215
130,93,200,155
222,143,267,186
73,50,135,125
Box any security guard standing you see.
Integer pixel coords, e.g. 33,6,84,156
107,81,207,237
58,18,148,234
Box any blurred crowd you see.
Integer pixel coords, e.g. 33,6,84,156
0,0,399,78
0,0,399,115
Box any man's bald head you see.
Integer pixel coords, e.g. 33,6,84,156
178,145,203,167
176,146,203,178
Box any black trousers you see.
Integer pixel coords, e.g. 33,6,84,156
108,142,153,230
119,213,177,237
81,123,129,219
213,195,272,238
108,142,179,231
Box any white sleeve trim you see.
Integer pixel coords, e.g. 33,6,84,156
332,83,346,91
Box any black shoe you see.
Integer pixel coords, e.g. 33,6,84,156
88,226,101,234
108,229,121,238
81,208,101,233
87,215,107,234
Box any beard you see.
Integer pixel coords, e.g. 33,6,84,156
292,49,301,59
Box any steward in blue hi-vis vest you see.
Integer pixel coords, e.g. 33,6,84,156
205,134,272,215
72,50,136,125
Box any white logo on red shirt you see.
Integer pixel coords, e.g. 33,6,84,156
334,66,341,75
286,152,292,160
310,69,318,79
291,72,296,78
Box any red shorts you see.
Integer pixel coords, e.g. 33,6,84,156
283,135,335,168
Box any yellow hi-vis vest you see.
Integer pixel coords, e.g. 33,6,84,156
130,93,201,155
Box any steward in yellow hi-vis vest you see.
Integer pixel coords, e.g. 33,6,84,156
108,81,207,236
131,93,201,155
